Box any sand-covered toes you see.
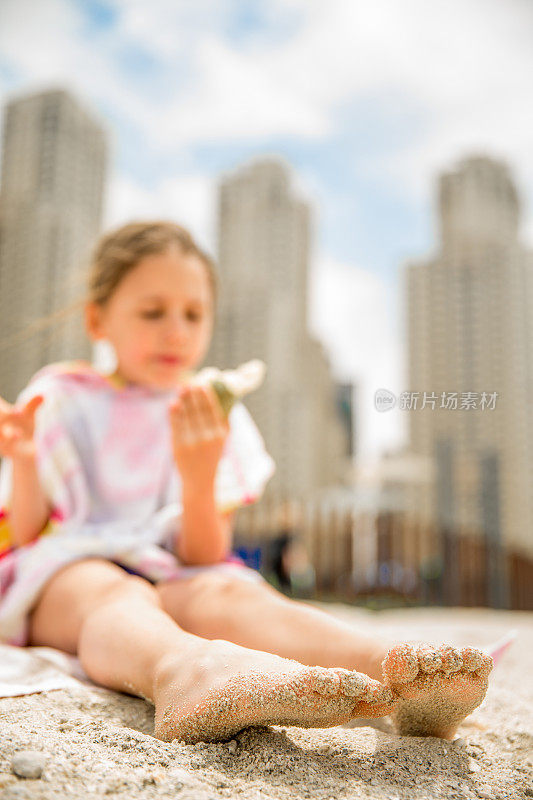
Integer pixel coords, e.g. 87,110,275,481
155,665,395,744
382,643,493,739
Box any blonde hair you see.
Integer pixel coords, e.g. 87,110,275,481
88,220,218,308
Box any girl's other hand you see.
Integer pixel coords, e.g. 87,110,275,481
169,385,230,490
0,395,44,460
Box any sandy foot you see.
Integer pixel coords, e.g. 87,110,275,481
153,642,396,744
382,643,493,739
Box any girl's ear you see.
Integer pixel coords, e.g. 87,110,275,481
85,302,105,341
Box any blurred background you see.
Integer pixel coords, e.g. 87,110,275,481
0,0,532,609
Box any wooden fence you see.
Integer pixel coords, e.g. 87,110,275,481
233,497,533,611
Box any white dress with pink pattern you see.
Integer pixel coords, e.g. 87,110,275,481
0,363,275,646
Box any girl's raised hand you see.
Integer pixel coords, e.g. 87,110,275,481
0,395,44,460
169,385,230,490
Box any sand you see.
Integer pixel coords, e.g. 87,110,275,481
0,605,531,800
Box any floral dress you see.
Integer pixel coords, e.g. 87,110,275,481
0,362,275,645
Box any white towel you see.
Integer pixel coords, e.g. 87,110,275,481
0,644,92,697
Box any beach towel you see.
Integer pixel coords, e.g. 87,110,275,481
0,644,91,697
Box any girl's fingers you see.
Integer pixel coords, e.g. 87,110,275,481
0,421,18,438
0,408,20,425
190,386,228,437
190,386,217,432
171,386,228,445
202,385,227,426
23,395,44,417
0,425,22,446
170,397,194,446
0,396,43,426
181,387,205,434
18,396,43,432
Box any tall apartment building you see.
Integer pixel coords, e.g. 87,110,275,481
207,158,349,499
404,156,533,589
0,88,107,401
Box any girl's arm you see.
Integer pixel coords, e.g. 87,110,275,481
10,453,51,546
169,384,233,565
0,395,51,546
179,483,234,564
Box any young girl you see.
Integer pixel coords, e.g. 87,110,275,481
0,221,493,744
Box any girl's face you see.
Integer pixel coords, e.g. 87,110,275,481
86,245,214,390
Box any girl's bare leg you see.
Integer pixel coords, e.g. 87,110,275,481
28,558,208,701
156,571,493,739
157,572,391,679
28,558,395,743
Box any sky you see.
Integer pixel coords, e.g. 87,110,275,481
0,0,532,462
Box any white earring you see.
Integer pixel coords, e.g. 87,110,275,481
92,339,118,374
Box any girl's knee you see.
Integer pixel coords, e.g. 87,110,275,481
85,569,162,613
118,574,162,607
156,570,275,631
60,559,160,608
183,570,271,603
29,559,161,652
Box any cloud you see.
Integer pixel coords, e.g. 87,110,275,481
115,1,533,240
105,170,216,253
0,0,81,77
308,253,406,459
2,0,533,200
148,35,328,148
0,0,163,141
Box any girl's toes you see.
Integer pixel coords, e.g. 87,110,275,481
475,653,493,680
308,668,341,696
438,645,463,674
358,681,396,717
382,644,419,684
460,647,493,678
461,647,485,673
418,643,443,674
366,679,394,705
337,670,367,698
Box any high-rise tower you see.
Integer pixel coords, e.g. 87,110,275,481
0,88,107,401
405,155,533,602
209,157,349,499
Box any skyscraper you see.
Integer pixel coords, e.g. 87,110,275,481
208,157,348,499
405,155,533,601
0,88,107,401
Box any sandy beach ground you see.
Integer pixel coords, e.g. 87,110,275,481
0,605,531,800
